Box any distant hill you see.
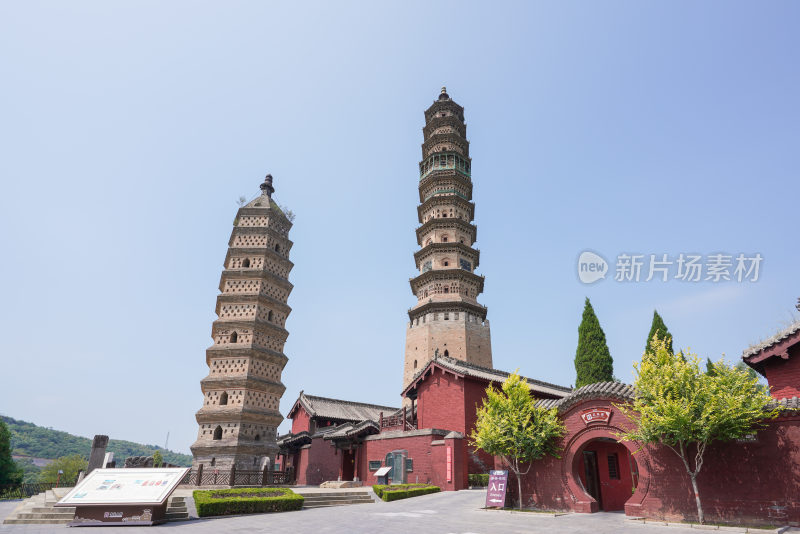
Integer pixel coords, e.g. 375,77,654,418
1,415,192,467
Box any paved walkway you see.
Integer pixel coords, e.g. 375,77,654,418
0,489,790,534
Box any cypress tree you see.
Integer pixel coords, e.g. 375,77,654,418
645,310,674,356
0,420,22,485
574,298,614,388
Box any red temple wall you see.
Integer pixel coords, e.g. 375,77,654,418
292,436,340,486
360,432,467,491
290,406,311,434
764,345,800,399
416,368,466,433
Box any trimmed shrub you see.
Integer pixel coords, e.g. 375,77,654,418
372,484,440,502
193,487,303,517
468,474,489,487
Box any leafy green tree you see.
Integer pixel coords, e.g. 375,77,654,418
645,310,673,356
705,357,716,376
153,450,163,468
39,455,88,484
0,420,23,485
574,298,614,388
617,336,778,524
471,372,565,509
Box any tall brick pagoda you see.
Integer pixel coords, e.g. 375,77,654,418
403,88,492,390
191,174,293,471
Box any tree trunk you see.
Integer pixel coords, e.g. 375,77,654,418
516,471,523,510
690,474,704,524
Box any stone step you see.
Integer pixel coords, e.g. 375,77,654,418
3,520,70,526
16,512,76,520
165,512,190,520
29,506,75,513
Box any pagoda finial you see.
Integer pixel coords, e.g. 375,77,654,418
438,86,449,100
260,173,275,199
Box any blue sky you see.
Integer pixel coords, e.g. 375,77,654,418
1,2,798,455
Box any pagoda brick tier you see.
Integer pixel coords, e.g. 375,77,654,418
191,175,293,471
403,87,492,391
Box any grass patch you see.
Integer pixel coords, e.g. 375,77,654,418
372,484,440,502
193,487,303,517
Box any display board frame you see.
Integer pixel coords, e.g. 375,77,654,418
55,467,189,526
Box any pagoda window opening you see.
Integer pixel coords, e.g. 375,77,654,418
230,331,238,343
220,391,229,405
268,310,273,322
213,426,222,440
444,313,449,320
254,434,260,441
211,457,216,466
444,350,449,357
242,258,250,268
442,236,448,242
444,287,449,293
414,360,417,369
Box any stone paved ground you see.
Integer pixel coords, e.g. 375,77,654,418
1,490,793,534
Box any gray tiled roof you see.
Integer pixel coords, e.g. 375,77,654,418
408,355,571,397
742,320,800,359
293,391,399,423
322,420,380,440
767,396,800,413
534,381,635,413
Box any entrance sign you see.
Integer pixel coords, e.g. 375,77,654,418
56,467,189,526
485,470,508,508
580,407,612,425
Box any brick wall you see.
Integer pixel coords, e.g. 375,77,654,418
293,436,340,486
764,344,800,399
361,430,466,490
417,368,466,432
504,396,800,526
290,406,311,434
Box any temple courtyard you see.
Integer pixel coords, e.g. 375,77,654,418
2,489,797,534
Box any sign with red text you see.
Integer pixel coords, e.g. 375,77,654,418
485,470,508,508
580,407,612,425
446,447,452,482
57,468,188,506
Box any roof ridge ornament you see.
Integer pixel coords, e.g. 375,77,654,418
260,173,275,198
439,86,450,100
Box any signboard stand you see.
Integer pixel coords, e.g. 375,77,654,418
55,467,189,527
485,470,509,509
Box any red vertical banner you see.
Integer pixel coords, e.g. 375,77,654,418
446,447,452,482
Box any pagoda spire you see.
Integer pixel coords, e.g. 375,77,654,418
402,89,493,391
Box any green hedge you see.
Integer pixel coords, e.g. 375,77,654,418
372,484,440,502
193,487,303,517
469,474,489,487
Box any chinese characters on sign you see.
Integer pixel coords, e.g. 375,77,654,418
580,408,612,425
446,447,452,483
578,251,763,284
485,470,509,508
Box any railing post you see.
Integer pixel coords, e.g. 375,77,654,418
195,464,203,487
229,465,236,487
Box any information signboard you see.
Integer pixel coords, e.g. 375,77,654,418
485,470,508,508
56,467,189,526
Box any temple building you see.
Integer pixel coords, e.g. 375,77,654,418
271,90,800,527
191,175,294,471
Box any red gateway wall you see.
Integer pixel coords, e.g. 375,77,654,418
503,395,800,526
